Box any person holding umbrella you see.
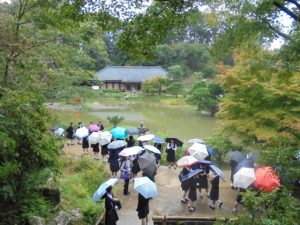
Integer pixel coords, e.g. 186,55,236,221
77,121,83,144
82,135,89,156
209,171,223,210
120,156,132,195
136,193,150,225
166,139,177,169
108,149,120,178
126,135,135,147
188,174,198,212
92,142,100,160
180,167,190,204
66,122,75,146
197,169,209,199
102,186,119,225
154,142,162,167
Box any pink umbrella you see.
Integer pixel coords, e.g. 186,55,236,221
176,156,198,168
89,124,100,132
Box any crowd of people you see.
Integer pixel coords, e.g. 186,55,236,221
60,121,244,225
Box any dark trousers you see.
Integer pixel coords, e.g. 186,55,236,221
123,179,129,194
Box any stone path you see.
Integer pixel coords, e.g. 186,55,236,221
64,144,240,225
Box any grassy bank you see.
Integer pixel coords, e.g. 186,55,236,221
59,157,111,224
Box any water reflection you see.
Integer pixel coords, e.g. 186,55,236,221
50,98,217,140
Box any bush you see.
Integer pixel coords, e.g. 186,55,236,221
60,157,110,224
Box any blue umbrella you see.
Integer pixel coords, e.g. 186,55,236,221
107,140,127,150
181,168,203,182
198,160,212,165
125,127,139,135
206,146,219,157
93,178,118,202
134,177,157,199
111,127,127,139
210,164,226,181
233,159,254,175
151,137,165,144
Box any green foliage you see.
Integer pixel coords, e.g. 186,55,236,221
142,77,167,95
60,157,109,224
217,47,300,146
187,80,222,115
217,188,300,225
206,134,235,162
107,115,124,128
0,89,61,224
165,82,184,98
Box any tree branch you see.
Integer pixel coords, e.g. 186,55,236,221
265,19,293,40
273,1,300,22
285,0,300,10
12,34,62,59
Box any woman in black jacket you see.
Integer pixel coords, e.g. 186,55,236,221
136,193,150,225
102,186,119,225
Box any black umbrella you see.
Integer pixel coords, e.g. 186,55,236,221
233,159,254,175
165,137,183,147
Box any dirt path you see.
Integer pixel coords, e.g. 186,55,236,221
63,144,239,225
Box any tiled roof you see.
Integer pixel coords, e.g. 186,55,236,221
95,66,167,82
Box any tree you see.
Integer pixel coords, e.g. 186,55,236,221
217,47,300,146
142,77,167,95
107,116,124,128
187,80,222,115
165,81,184,98
0,89,61,224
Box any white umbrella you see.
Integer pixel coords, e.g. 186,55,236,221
188,143,209,160
75,127,89,138
119,146,144,157
93,178,119,202
187,138,205,144
98,131,112,146
88,131,101,145
137,134,155,141
233,167,256,189
143,145,161,154
134,177,157,199
54,128,64,136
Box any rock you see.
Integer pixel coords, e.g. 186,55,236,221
28,216,45,225
52,209,83,225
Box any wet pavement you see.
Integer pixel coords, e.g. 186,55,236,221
64,144,240,225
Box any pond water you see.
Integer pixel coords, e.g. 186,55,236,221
50,98,217,141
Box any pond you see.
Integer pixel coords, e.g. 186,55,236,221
49,98,217,141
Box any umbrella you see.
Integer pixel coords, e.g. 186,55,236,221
98,131,112,146
233,159,254,174
198,160,212,165
134,177,157,199
88,131,101,145
176,156,198,168
75,127,89,138
233,167,256,189
206,146,219,157
89,124,100,132
137,134,155,142
107,140,127,150
93,178,118,202
143,145,161,154
125,127,139,135
138,152,157,176
151,137,165,144
111,127,127,139
187,138,205,144
119,146,144,157
228,151,245,163
165,137,183,147
246,151,258,161
209,164,226,181
181,168,203,182
54,128,64,136
254,166,280,192
188,143,209,161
